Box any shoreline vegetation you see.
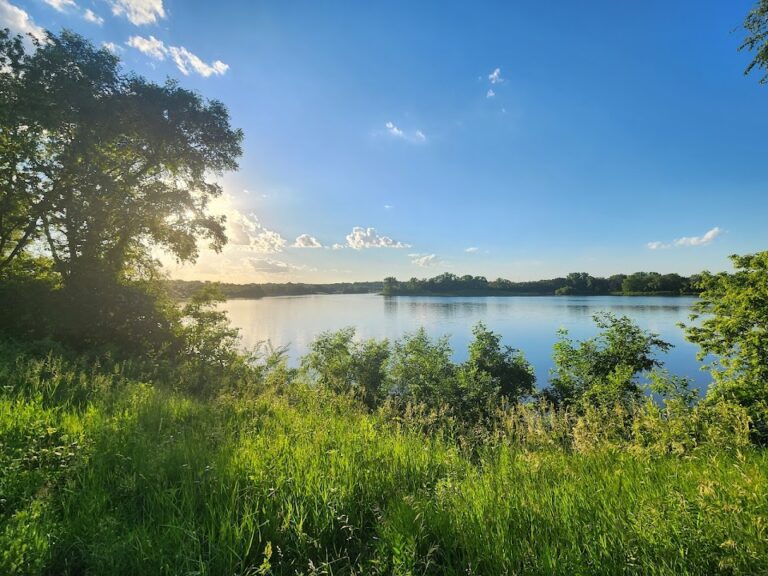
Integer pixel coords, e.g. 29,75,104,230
2,10,768,573
166,271,702,300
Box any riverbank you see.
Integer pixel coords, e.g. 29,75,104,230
2,342,766,575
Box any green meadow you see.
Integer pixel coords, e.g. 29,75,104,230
2,332,768,575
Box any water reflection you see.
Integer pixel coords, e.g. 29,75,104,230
222,294,708,390
384,297,489,318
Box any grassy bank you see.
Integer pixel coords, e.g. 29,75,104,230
2,344,767,575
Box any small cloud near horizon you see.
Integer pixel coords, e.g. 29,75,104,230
647,226,722,250
409,253,439,267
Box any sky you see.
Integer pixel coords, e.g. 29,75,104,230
2,0,767,283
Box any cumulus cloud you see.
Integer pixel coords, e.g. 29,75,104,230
344,227,410,250
384,121,427,143
250,229,287,253
0,1,45,42
127,35,167,59
409,253,439,267
486,89,495,98
248,258,315,274
83,9,104,24
43,0,76,12
126,35,229,77
110,0,165,25
488,67,503,84
206,193,287,254
292,234,322,248
169,46,228,77
647,227,722,250
464,247,479,253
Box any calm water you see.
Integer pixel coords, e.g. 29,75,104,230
222,294,709,389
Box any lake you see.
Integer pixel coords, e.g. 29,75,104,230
221,294,709,390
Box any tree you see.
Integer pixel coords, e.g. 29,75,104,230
463,322,535,404
0,30,242,287
741,0,768,83
302,328,390,409
0,30,46,272
683,252,768,441
544,313,671,410
388,329,457,409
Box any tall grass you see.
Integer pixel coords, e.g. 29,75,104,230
2,344,767,575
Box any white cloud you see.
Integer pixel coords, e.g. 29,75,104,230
126,36,229,77
206,193,287,254
169,46,229,77
292,234,322,248
647,227,722,250
83,9,104,24
409,253,439,267
331,243,345,251
464,247,479,253
0,1,46,42
102,41,121,53
250,229,287,253
489,67,503,84
345,227,410,250
127,35,167,59
384,121,427,143
384,204,393,210
486,89,495,98
249,258,315,274
110,0,165,25
674,226,722,247
43,0,76,12
385,121,403,138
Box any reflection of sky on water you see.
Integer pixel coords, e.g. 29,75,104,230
222,294,709,390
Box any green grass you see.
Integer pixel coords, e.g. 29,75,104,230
2,349,768,575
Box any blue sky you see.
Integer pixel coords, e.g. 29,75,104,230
3,0,767,282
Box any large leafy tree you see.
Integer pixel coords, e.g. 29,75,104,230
683,252,768,441
0,29,242,287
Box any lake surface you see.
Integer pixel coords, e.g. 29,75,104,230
222,294,709,390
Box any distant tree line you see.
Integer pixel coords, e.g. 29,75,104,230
383,272,702,296
167,280,383,300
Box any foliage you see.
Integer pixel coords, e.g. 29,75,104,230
544,313,672,410
302,327,390,408
742,0,768,83
683,251,768,442
0,30,242,282
0,29,241,351
383,271,700,296
387,328,458,409
462,321,535,407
